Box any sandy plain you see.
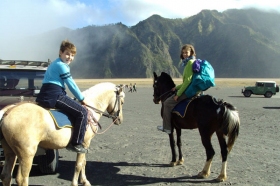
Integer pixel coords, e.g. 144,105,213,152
1,78,280,186
75,78,280,88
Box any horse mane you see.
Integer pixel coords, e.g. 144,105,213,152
82,82,117,98
159,72,176,88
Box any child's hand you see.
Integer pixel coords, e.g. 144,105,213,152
81,97,91,106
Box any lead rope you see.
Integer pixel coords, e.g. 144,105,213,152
84,89,122,135
90,117,119,134
84,106,119,135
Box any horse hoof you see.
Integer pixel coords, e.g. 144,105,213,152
169,161,177,167
177,158,184,165
216,174,227,182
197,171,210,179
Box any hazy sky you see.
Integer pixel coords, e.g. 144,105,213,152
1,0,280,60
1,0,280,38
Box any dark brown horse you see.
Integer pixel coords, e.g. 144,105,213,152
153,72,240,182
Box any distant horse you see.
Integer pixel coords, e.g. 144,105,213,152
153,72,240,182
0,82,125,186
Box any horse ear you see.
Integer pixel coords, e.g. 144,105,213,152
153,72,157,79
116,86,123,94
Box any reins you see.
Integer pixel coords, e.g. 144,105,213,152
90,117,119,134
85,93,123,120
85,104,117,120
84,91,123,134
158,90,174,102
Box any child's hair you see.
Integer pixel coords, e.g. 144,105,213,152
60,40,77,55
180,44,196,59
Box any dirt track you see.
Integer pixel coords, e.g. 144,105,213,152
1,84,280,186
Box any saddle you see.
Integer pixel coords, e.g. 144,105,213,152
172,97,195,118
4,101,101,130
48,109,73,128
48,106,101,130
172,95,221,118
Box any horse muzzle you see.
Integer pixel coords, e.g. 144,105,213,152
113,116,122,125
153,98,160,104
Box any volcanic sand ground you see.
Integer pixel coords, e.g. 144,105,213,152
75,78,280,88
1,78,280,186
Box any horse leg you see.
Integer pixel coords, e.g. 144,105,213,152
0,139,17,186
215,131,228,182
11,143,37,186
197,129,215,179
175,128,184,165
71,153,91,186
168,130,177,167
80,154,91,186
15,156,34,186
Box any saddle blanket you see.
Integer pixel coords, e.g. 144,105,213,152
172,99,192,118
48,110,73,128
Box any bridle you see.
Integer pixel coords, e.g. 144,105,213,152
107,90,123,117
85,90,123,121
153,82,174,102
84,88,124,134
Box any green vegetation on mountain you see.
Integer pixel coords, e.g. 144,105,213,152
14,8,280,78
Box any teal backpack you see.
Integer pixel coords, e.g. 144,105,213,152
185,59,215,98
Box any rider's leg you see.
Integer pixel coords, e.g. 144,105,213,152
55,95,88,153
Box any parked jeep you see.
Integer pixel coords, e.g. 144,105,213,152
241,81,279,98
0,59,59,174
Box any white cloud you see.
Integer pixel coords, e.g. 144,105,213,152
1,0,280,60
119,0,280,24
0,0,96,38
1,0,280,38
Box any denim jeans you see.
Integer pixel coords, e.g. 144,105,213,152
55,95,87,145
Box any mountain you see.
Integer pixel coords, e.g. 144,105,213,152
6,8,280,78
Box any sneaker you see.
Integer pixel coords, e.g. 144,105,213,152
157,126,171,134
66,144,88,153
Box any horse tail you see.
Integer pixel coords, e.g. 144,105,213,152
0,104,16,120
220,102,240,153
0,104,17,140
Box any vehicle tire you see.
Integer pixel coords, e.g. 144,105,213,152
243,90,251,97
38,149,59,174
264,91,272,98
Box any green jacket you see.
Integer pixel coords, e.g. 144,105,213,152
176,59,195,96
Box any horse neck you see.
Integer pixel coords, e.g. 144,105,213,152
84,88,115,112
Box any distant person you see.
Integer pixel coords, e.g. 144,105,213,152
36,40,91,153
133,83,137,92
157,44,197,134
128,83,133,93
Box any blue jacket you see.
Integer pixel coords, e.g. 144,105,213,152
36,58,84,107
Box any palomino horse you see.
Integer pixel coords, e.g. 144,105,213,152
153,72,240,182
0,82,125,186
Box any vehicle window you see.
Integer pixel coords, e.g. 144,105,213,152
256,83,264,87
0,70,44,95
265,83,275,87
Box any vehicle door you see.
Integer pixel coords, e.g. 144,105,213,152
265,83,275,93
255,82,265,94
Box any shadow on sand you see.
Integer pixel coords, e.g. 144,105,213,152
1,160,222,186
52,161,221,186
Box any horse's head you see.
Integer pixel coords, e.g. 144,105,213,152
153,72,175,104
106,85,125,125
